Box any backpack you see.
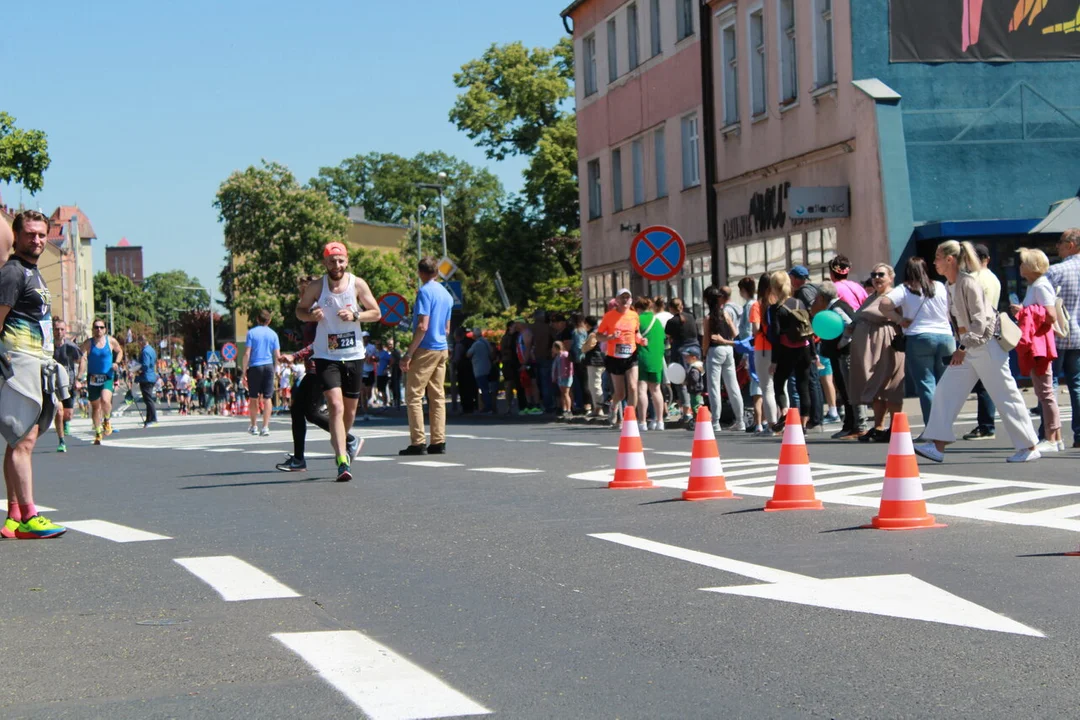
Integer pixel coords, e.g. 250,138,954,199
777,298,813,343
685,364,705,394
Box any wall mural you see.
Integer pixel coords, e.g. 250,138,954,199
890,0,1080,61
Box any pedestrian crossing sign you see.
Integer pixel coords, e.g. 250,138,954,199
206,351,222,366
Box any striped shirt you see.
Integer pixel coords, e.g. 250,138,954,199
1045,254,1080,350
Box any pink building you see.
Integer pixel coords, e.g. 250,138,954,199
706,0,889,284
562,0,714,318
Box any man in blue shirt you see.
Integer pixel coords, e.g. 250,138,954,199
399,256,454,455
242,309,281,437
136,335,159,427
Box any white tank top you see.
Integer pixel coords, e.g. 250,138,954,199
313,274,366,361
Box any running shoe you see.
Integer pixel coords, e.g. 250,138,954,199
823,412,841,425
57,442,67,453
260,427,270,437
1,517,18,539
275,455,307,472
248,426,258,435
962,427,995,441
1036,440,1061,454
14,515,67,539
93,433,102,446
336,463,352,482
346,435,363,464
103,418,113,436
1007,448,1041,463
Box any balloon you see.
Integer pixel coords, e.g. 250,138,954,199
812,309,845,341
666,362,687,385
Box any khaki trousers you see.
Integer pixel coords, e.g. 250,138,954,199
406,348,448,446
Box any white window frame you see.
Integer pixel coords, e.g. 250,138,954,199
813,0,835,88
654,127,667,199
680,114,700,189
631,139,645,205
748,5,767,118
583,34,598,96
587,159,602,219
719,12,739,127
611,148,624,212
627,3,640,70
607,18,619,83
676,0,695,41
650,0,662,56
777,0,798,104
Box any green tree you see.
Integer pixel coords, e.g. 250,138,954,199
142,270,211,333
93,271,155,331
450,38,578,236
0,112,50,194
215,161,349,325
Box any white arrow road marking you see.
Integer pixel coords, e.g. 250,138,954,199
591,533,1043,637
273,630,490,720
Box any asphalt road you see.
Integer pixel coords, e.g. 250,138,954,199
3,401,1079,720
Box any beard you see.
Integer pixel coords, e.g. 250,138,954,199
327,267,346,281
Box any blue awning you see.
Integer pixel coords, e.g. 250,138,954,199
912,218,1044,241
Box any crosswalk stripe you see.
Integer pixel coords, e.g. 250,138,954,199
63,519,171,542
472,467,541,474
400,461,465,468
0,500,56,512
551,442,600,447
174,556,300,601
272,630,491,720
950,487,1080,510
354,456,394,462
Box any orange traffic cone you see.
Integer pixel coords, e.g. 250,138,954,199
608,406,653,489
867,413,945,530
765,408,823,511
682,406,738,501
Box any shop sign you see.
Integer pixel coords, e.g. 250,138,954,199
788,186,850,220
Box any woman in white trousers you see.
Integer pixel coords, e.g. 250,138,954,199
914,240,1040,464
703,286,745,432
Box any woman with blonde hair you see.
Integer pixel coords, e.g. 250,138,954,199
1010,247,1062,452
847,263,906,442
766,270,813,429
915,240,1041,463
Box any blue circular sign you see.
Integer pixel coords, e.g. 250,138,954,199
630,226,686,282
378,293,410,327
221,342,238,361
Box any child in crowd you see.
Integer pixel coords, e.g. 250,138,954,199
552,341,574,415
683,347,706,431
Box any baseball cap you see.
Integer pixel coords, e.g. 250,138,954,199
323,242,348,258
788,265,810,279
616,287,632,298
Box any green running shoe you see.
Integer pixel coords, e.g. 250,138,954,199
63,421,71,435
1,517,18,539
14,515,67,539
57,442,67,453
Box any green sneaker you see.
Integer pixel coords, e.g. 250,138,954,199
57,442,67,453
1,517,18,539
14,515,66,539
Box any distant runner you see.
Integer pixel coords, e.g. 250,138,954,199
295,242,381,481
51,319,81,452
78,318,124,445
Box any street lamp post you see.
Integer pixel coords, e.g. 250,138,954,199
416,204,427,262
415,171,449,258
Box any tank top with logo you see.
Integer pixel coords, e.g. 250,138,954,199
87,337,115,385
313,274,366,362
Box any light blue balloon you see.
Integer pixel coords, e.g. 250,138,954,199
812,309,844,341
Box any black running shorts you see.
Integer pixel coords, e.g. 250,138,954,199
246,365,275,398
603,353,639,376
315,358,363,399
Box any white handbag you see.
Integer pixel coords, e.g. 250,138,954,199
997,312,1021,352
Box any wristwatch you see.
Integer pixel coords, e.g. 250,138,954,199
958,344,966,351
352,310,360,322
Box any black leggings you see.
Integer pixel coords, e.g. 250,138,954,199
773,344,813,422
291,373,354,460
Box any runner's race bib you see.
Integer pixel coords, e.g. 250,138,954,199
615,343,633,359
40,319,54,354
328,331,357,351
89,374,108,386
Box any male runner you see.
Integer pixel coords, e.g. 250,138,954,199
78,318,124,445
52,319,82,452
0,211,66,539
295,242,381,481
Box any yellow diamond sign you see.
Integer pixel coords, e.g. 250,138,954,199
437,256,457,281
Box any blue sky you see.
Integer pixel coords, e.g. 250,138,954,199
2,0,569,298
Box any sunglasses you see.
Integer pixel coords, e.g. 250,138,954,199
93,325,106,330
870,272,888,279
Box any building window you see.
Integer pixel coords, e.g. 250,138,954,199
631,139,645,205
586,272,615,317
676,0,694,41
628,3,640,70
749,7,767,117
608,18,619,83
587,159,602,219
814,0,835,87
681,114,700,189
720,17,738,127
583,34,598,96
650,0,662,56
654,127,667,198
725,228,837,283
612,148,624,212
779,0,797,103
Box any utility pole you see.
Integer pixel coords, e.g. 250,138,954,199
416,205,426,262
415,171,449,259
108,297,114,336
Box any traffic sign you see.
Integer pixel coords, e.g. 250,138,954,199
206,351,222,366
630,225,686,282
437,256,458,281
445,281,463,309
378,292,410,327
221,342,238,362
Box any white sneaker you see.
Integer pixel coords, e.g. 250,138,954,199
656,422,665,431
1036,440,1060,454
248,426,258,436
646,420,657,431
639,421,648,433
712,423,722,433
914,442,945,463
260,427,270,437
1007,448,1041,463
733,423,747,432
